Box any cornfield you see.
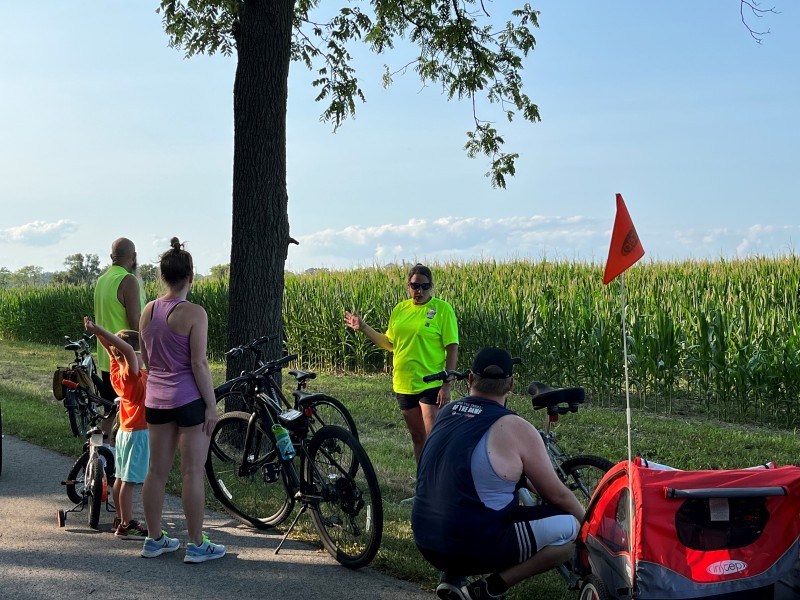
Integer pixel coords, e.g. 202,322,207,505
1,256,798,425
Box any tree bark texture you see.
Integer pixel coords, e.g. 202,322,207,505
228,0,296,378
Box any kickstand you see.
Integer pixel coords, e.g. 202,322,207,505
274,504,308,555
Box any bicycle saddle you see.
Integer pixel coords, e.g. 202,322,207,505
288,369,316,384
527,381,585,410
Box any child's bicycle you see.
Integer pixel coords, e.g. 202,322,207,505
422,367,614,507
57,394,117,530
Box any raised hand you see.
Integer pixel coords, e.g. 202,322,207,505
344,310,363,331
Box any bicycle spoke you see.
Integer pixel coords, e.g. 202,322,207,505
206,411,293,529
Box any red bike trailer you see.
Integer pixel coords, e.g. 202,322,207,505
576,459,800,599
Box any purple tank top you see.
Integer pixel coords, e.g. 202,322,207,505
141,297,202,409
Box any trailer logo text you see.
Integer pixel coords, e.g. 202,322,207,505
706,560,748,576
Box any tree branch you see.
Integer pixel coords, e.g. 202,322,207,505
740,0,778,44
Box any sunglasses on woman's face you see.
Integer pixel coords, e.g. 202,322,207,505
408,282,432,291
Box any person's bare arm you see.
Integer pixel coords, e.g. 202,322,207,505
186,305,218,436
138,302,153,367
437,343,459,405
344,310,393,351
85,316,139,375
507,416,585,522
118,274,142,331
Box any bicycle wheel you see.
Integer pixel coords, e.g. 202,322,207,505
559,455,615,507
579,574,613,600
64,390,81,437
206,411,294,529
66,449,115,504
215,389,252,418
304,425,383,569
66,452,89,503
300,396,358,440
86,454,104,529
0,402,3,478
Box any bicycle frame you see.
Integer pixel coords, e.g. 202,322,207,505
207,352,382,568
58,421,116,529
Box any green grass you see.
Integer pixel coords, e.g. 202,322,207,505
3,338,800,598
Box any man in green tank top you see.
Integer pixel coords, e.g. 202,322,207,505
94,238,145,443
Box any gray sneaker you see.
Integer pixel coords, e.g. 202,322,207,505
141,531,180,558
184,537,226,563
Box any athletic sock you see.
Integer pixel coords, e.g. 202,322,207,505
486,573,509,596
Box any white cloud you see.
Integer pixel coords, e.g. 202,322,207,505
0,220,78,246
284,217,800,272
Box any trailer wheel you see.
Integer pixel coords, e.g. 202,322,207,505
579,575,613,600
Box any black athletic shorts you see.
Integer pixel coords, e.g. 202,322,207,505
396,386,441,411
146,398,206,427
416,504,575,576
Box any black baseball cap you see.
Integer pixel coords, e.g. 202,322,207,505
471,347,515,379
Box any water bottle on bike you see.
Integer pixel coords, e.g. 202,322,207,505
272,424,296,460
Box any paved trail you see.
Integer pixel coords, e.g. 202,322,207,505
0,435,430,600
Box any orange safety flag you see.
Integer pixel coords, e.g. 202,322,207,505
603,193,645,285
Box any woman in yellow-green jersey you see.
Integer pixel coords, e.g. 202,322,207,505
345,264,459,463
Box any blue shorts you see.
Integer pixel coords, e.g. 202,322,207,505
115,429,150,484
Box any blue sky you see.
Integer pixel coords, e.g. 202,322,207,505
1,1,798,275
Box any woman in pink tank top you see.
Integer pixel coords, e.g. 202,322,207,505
138,237,225,562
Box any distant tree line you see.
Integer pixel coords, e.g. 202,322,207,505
0,254,243,289
0,253,160,288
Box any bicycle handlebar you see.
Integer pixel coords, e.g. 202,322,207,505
63,333,95,353
422,357,522,384
253,353,297,377
422,369,471,383
225,334,281,358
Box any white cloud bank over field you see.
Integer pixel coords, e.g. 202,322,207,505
284,217,800,273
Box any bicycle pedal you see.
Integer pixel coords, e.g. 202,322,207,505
263,463,281,483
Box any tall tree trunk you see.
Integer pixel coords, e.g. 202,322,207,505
227,0,295,378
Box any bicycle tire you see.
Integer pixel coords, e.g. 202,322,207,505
304,425,383,569
66,448,115,504
0,402,3,478
87,455,103,529
559,454,615,507
206,411,294,529
77,407,89,440
215,389,252,418
64,390,81,437
300,395,358,440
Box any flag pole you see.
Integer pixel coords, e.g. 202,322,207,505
620,271,637,590
603,192,644,591
620,272,633,468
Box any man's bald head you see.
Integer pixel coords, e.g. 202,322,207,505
110,238,137,271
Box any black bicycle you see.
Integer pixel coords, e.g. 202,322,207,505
216,335,358,440
422,368,614,507
53,333,109,438
207,353,383,569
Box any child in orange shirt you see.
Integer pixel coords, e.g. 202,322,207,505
84,316,149,538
